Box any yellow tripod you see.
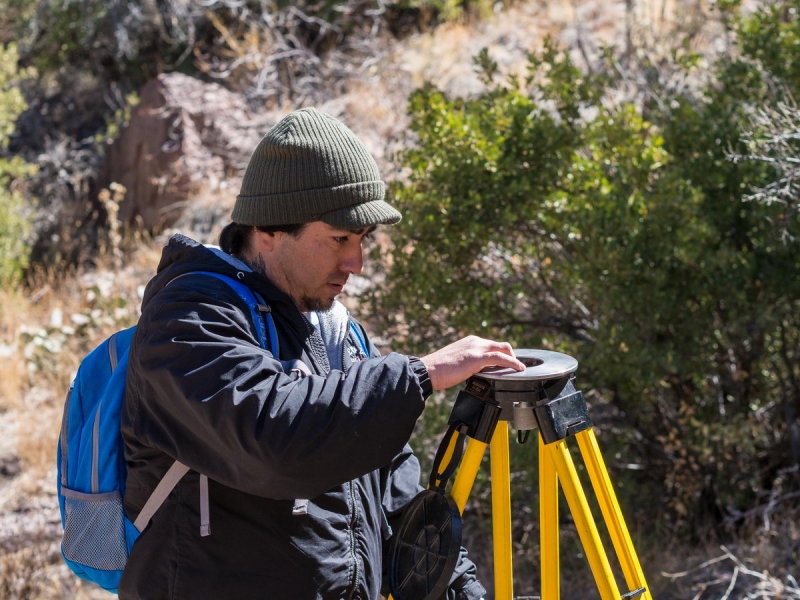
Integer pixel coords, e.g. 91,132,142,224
388,350,652,600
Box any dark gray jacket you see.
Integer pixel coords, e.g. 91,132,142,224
120,234,485,600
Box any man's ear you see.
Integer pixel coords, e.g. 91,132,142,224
250,229,279,255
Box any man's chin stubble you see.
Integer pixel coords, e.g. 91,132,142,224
301,296,335,312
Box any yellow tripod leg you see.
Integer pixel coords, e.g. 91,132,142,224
539,433,559,600
576,429,652,600
490,422,513,600
451,437,489,513
544,439,621,600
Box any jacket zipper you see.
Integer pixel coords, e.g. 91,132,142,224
346,333,361,599
341,332,349,375
345,480,361,600
300,313,330,374
306,316,361,598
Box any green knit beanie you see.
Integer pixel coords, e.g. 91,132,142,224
232,107,401,229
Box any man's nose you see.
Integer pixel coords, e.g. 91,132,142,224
340,246,363,275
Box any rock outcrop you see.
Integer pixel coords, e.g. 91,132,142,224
98,73,265,231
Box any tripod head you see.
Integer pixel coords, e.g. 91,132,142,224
474,349,578,430
452,349,591,443
475,348,577,389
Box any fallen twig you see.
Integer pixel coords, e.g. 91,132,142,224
663,544,800,600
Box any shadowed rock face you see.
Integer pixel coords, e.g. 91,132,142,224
97,72,263,232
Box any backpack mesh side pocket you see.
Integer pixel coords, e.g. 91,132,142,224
61,487,128,570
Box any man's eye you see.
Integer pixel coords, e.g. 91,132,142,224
333,236,349,244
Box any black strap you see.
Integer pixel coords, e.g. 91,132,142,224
428,424,467,492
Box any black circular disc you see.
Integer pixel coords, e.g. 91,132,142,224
388,490,462,600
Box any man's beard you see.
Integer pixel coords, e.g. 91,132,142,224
301,295,335,312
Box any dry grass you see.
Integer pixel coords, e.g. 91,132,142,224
0,240,160,476
0,287,28,413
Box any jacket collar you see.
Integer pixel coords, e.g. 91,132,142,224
143,233,311,335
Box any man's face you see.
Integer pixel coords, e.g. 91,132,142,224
254,221,374,312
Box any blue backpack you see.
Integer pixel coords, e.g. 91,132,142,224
56,272,279,593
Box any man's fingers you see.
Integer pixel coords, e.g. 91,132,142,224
483,350,526,371
421,336,527,390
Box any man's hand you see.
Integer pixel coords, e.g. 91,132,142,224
420,335,526,391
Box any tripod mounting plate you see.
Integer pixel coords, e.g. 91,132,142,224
477,349,578,382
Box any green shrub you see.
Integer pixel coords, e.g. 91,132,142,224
0,42,35,286
372,2,800,542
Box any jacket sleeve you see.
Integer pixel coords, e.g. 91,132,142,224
124,275,430,500
379,444,487,600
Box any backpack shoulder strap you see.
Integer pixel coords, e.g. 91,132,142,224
189,271,279,357
348,318,371,358
133,461,191,532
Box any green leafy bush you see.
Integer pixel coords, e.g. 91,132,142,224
372,2,800,545
0,42,35,286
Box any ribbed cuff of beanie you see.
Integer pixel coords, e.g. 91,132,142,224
233,181,386,226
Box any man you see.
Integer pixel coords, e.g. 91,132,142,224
121,107,524,599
